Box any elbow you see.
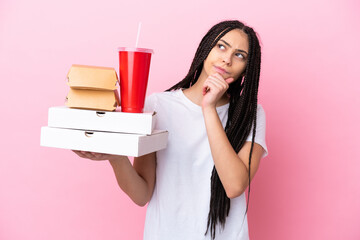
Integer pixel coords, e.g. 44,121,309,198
135,200,148,207
119,190,148,207
133,193,152,207
225,183,247,199
120,186,152,207
225,189,242,199
133,196,150,207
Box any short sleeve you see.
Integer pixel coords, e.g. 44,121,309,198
144,93,158,112
245,104,268,158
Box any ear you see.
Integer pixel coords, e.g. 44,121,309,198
225,77,235,84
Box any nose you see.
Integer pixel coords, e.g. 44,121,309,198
222,52,232,66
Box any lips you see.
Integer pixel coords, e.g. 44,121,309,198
214,66,229,75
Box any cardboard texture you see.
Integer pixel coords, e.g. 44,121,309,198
40,127,168,157
65,64,120,111
66,88,120,111
67,64,118,90
48,106,156,135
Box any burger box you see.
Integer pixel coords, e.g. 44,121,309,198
66,64,120,111
67,64,118,90
47,106,156,135
66,88,120,111
40,127,168,157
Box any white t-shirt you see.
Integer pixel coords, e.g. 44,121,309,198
143,89,268,240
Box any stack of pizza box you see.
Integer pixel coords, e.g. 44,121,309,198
40,64,168,157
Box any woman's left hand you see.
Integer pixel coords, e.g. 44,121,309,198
201,73,234,109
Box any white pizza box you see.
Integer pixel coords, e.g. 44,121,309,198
47,106,156,135
40,127,168,157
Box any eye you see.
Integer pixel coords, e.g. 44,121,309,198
235,52,245,59
217,43,226,50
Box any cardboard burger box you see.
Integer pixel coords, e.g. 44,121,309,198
66,88,120,112
40,127,168,157
48,106,156,135
67,64,118,90
66,64,120,111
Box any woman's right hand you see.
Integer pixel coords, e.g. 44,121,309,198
72,150,118,162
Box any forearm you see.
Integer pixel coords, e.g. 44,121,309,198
108,156,151,206
202,107,249,198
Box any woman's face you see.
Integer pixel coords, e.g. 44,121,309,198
202,29,249,81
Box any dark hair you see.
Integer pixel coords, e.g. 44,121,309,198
166,20,261,239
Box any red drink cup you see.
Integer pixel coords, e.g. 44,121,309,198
118,47,153,113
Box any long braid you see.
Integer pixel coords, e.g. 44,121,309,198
166,20,261,239
243,27,261,216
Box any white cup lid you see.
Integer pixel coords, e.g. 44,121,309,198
117,47,154,54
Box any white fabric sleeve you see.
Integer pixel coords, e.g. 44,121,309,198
144,93,157,112
245,104,268,158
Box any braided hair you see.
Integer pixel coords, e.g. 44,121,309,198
166,20,261,239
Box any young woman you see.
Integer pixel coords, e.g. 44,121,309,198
73,20,268,240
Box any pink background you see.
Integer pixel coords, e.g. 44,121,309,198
1,0,359,239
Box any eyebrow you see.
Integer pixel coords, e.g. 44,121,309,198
219,39,248,55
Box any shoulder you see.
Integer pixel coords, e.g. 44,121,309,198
147,90,180,99
256,104,266,122
257,103,265,113
247,103,268,158
144,90,181,112
147,90,183,103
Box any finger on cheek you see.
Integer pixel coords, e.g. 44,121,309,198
225,78,235,84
